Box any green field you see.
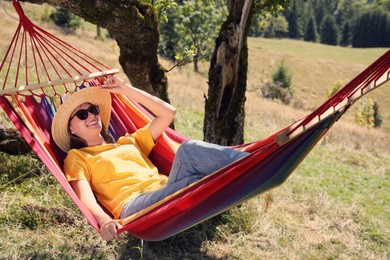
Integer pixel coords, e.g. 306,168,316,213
0,2,389,259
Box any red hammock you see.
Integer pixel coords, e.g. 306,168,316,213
1,1,389,241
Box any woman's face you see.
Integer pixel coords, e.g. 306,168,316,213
69,102,103,140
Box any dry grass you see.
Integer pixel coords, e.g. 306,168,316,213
247,38,390,132
168,62,390,154
204,197,373,259
246,90,390,153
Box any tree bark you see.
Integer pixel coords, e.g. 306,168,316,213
16,0,171,102
203,0,253,145
0,128,31,155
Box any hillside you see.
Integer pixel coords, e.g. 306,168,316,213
0,2,389,259
165,39,390,153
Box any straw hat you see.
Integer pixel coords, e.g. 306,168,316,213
51,87,112,153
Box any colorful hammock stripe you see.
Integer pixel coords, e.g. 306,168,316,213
1,1,389,241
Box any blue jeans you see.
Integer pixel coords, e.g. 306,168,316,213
120,140,248,218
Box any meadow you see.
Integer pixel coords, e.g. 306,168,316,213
0,2,389,259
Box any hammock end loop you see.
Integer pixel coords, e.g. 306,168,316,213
13,1,25,18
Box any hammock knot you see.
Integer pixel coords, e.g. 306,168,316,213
13,1,35,34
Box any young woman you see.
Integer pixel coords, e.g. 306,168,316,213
51,76,248,241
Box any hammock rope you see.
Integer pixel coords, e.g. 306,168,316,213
1,1,389,241
0,1,117,97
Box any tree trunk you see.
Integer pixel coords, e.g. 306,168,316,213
17,0,171,102
193,55,199,73
96,25,101,39
203,0,253,145
0,128,31,155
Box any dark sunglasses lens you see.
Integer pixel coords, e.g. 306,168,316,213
74,105,100,120
89,105,100,116
75,109,89,120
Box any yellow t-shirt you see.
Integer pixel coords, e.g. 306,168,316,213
63,124,168,219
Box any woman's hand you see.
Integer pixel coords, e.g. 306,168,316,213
99,218,123,241
69,180,123,242
100,75,176,142
100,76,128,95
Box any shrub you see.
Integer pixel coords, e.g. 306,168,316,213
50,7,81,33
373,101,382,127
355,98,382,128
325,80,343,100
261,62,293,105
261,81,293,105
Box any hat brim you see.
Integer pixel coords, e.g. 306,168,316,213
51,87,112,153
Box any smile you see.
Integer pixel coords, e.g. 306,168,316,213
87,119,100,127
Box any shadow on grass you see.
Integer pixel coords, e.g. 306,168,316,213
117,217,224,259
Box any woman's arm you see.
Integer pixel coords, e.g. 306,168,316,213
101,76,177,141
70,179,122,241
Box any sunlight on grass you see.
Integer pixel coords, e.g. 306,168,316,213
249,37,388,64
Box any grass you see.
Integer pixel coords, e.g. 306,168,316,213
246,37,390,132
203,145,389,259
0,2,389,259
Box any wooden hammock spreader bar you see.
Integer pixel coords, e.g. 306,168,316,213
276,67,390,146
351,70,389,101
0,69,119,96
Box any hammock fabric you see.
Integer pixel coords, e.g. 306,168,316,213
1,1,389,241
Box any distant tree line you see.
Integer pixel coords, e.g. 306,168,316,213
266,0,390,47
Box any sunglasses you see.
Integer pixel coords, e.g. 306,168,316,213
70,104,100,121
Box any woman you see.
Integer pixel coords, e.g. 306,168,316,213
51,76,248,241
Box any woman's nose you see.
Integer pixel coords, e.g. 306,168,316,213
88,112,96,118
